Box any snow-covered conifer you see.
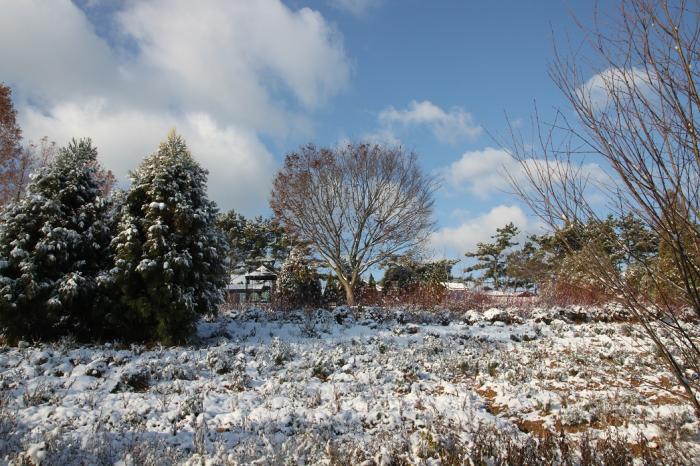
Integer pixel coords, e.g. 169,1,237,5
110,131,227,343
0,139,113,341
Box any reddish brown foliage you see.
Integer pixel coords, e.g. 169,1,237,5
539,281,611,307
0,83,23,206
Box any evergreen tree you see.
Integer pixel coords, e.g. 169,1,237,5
110,131,227,343
276,246,321,308
323,273,345,305
381,256,458,292
418,259,457,284
464,222,519,290
367,273,377,290
506,240,548,291
0,139,113,341
381,258,417,292
217,210,289,273
616,214,659,269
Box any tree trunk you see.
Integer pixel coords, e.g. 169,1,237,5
342,282,355,306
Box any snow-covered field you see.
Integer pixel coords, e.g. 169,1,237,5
1,306,698,465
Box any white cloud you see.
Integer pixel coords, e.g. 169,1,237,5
20,100,275,215
0,0,118,101
379,100,482,144
328,0,382,17
443,146,609,199
429,205,530,258
117,0,349,116
361,128,400,146
578,67,653,111
0,0,351,214
443,147,517,196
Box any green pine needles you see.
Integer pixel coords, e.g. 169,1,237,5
0,132,228,344
110,132,228,344
0,139,113,341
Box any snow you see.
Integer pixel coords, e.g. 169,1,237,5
442,281,470,291
0,307,698,464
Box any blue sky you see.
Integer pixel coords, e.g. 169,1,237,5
0,0,604,267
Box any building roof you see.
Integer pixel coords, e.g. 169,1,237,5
443,282,470,291
245,265,277,279
227,265,277,292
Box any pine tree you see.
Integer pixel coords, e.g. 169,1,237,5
110,131,228,343
0,139,113,341
465,222,519,290
276,246,321,308
381,257,418,292
367,273,377,290
505,240,548,291
217,210,289,273
616,214,659,268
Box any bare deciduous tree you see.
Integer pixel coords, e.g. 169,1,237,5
506,0,700,415
271,143,437,305
12,137,58,203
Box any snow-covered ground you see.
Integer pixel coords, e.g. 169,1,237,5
1,307,698,465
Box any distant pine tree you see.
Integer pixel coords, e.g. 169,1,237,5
465,222,519,290
0,139,113,341
110,131,228,343
368,273,377,289
217,209,289,273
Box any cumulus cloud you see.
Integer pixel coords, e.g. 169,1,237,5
0,0,118,102
379,100,482,144
429,205,530,258
443,147,517,196
20,100,276,214
442,147,609,199
0,0,350,215
578,67,653,111
117,0,349,116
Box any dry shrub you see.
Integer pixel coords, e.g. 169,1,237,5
357,284,447,309
539,280,611,307
366,422,689,466
441,290,496,312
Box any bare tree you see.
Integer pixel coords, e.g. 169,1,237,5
11,137,58,203
506,0,700,415
271,143,437,305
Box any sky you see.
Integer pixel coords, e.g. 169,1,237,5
0,0,606,271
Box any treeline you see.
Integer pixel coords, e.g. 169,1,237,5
216,210,289,274
464,215,692,306
274,251,459,309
